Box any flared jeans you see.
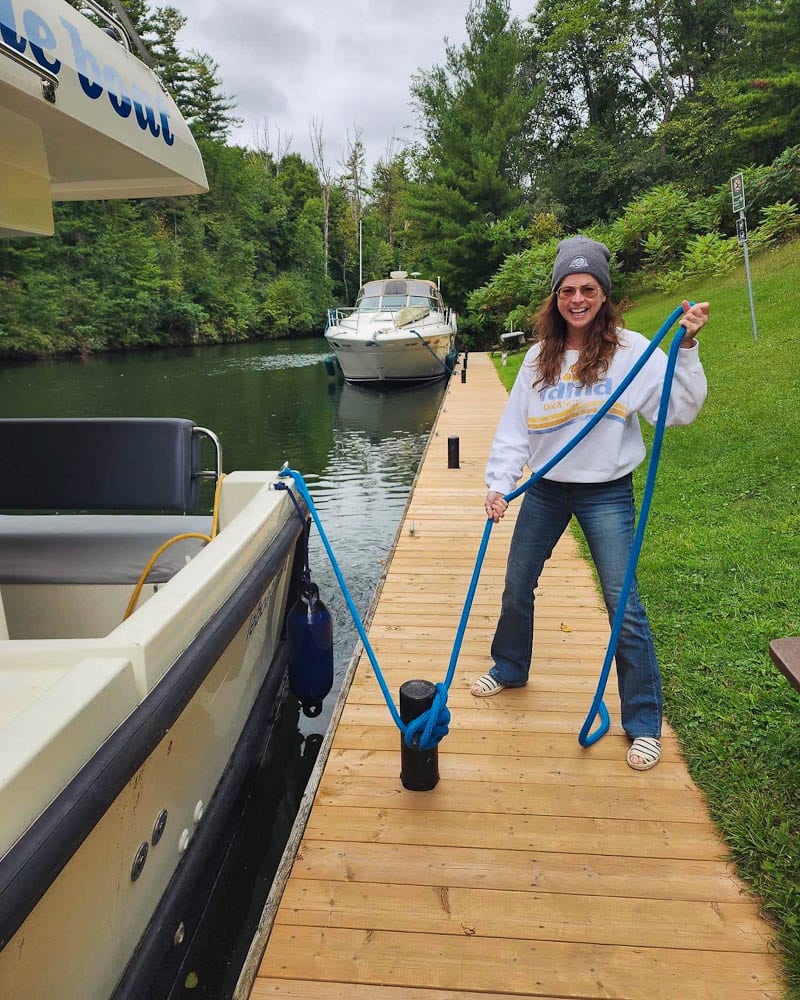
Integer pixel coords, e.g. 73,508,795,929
489,474,662,738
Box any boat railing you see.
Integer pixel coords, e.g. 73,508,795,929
0,38,59,103
75,0,132,53
326,307,356,331
327,304,454,334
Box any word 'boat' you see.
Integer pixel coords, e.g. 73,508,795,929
1,0,207,237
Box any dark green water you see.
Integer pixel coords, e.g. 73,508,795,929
0,338,445,997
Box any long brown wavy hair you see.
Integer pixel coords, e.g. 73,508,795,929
528,292,624,390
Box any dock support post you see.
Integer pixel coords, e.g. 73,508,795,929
447,436,460,469
399,680,439,791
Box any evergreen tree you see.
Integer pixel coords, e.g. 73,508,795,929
146,6,197,110
182,51,241,142
406,0,530,310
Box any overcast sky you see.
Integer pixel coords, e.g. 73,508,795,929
168,0,533,171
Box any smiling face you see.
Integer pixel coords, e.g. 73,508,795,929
555,272,607,340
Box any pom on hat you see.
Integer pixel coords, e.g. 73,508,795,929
551,236,611,292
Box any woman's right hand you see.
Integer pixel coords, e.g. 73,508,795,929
485,491,508,522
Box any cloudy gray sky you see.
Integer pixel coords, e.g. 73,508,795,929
168,0,533,170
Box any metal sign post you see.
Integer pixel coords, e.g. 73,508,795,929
730,173,758,342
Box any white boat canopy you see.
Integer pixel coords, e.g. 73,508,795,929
0,0,208,237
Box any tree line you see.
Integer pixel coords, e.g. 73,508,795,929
1,0,798,358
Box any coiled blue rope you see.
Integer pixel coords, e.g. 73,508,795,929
279,303,690,751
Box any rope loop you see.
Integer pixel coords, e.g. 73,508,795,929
403,683,451,751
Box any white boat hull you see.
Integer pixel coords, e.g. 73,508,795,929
325,325,455,384
0,472,303,999
325,273,457,386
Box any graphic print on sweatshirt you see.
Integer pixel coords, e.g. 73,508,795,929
529,367,627,435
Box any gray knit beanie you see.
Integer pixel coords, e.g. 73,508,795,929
551,236,611,292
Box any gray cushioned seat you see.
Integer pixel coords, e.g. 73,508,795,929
0,515,213,584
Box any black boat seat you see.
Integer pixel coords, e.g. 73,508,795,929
0,418,221,585
0,515,212,585
0,417,218,512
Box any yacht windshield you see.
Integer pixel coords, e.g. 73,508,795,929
357,296,380,312
354,279,442,312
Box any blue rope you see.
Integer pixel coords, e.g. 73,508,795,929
279,303,691,751
277,465,410,737
577,316,687,745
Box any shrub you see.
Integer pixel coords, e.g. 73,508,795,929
654,233,739,292
259,273,314,336
610,184,719,273
749,201,800,252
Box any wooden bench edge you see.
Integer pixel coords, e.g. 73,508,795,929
769,637,800,692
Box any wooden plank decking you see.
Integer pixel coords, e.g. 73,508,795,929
248,353,784,999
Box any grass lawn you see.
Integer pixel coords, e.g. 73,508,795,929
492,238,800,997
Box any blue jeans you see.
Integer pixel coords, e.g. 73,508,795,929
490,475,662,738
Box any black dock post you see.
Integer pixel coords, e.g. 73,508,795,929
400,680,439,791
447,436,460,469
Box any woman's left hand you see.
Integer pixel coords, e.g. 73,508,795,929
680,300,710,344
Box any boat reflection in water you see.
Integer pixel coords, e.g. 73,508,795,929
335,380,445,441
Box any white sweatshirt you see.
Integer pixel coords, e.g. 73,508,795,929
485,329,707,493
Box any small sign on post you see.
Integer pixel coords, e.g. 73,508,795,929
730,172,746,214
730,172,758,342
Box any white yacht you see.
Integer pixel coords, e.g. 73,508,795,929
325,272,457,385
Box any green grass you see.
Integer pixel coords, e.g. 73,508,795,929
494,240,800,996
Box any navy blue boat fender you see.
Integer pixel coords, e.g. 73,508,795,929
287,580,334,717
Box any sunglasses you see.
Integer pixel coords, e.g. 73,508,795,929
556,284,602,300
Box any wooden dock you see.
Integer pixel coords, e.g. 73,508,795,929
244,353,783,999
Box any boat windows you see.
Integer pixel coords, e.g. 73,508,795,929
354,278,442,313
356,296,381,312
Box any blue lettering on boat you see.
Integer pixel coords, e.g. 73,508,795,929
0,0,174,146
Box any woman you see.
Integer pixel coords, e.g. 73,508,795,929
472,235,709,771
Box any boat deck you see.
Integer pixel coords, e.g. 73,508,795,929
246,353,783,999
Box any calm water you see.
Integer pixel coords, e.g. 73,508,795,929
0,338,445,997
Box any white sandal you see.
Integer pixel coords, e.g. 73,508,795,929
470,673,506,697
626,737,661,771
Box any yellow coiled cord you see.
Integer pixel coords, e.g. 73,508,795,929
122,473,225,621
